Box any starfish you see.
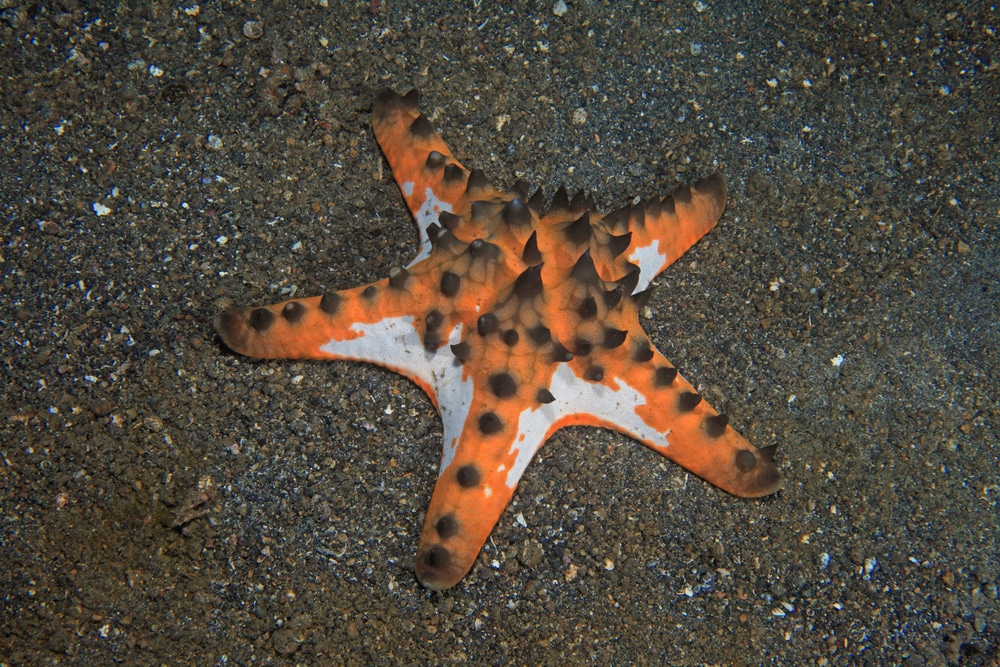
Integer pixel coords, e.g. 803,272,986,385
215,89,781,590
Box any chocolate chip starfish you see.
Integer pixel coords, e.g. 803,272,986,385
215,89,780,590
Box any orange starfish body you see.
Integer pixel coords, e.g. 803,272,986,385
215,89,780,590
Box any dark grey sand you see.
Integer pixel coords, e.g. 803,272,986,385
2,2,998,665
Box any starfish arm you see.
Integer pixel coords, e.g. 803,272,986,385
599,172,728,293
372,89,505,262
555,342,780,498
214,274,451,404
413,394,553,590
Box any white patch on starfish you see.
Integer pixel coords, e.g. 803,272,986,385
319,317,474,475
407,186,454,267
432,324,475,474
504,363,672,489
628,239,667,293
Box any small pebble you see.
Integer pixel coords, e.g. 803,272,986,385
243,20,264,40
553,0,568,17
